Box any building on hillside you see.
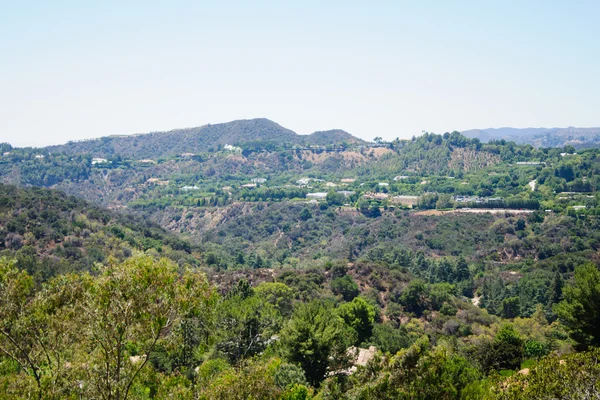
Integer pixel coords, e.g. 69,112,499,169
337,191,355,197
241,183,257,188
307,192,328,200
390,195,419,207
363,192,389,200
251,178,267,183
297,178,311,186
223,144,242,152
516,161,546,166
378,182,389,186
180,153,195,158
341,178,356,183
181,185,200,191
92,157,109,165
393,175,409,180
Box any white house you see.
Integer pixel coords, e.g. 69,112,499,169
92,157,109,165
307,192,328,200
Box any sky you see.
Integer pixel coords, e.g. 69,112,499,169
1,1,599,147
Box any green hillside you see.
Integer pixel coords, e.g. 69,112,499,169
0,183,198,281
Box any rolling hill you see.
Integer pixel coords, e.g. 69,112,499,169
462,126,600,148
46,118,367,159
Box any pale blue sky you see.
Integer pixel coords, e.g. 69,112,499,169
1,1,599,147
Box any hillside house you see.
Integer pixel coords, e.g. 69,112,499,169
390,195,419,207
363,192,389,200
92,157,109,165
223,144,242,152
181,186,200,191
516,161,546,166
307,192,327,200
251,178,267,183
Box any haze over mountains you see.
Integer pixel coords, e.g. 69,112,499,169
461,126,600,148
8,118,600,157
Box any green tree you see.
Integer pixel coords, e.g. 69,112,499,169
326,191,344,206
279,300,356,386
337,297,376,345
331,275,359,301
493,324,523,371
215,294,281,364
300,207,312,221
455,257,470,282
369,323,412,354
554,264,600,348
81,255,216,400
255,282,296,317
501,296,520,318
399,279,429,317
0,259,87,399
349,336,481,399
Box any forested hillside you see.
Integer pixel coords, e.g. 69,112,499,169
0,183,197,281
1,125,600,398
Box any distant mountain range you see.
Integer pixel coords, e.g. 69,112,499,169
46,118,366,159
461,127,600,148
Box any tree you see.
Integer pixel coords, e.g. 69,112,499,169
489,348,600,399
326,191,344,206
0,259,87,399
399,280,429,317
455,257,470,282
215,294,281,364
554,264,600,348
369,323,412,354
337,297,376,345
299,207,312,221
349,336,481,399
493,324,523,370
279,300,356,386
255,282,296,318
501,296,520,319
80,255,216,400
331,275,359,301
435,193,454,210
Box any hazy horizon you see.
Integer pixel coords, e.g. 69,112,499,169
2,1,599,147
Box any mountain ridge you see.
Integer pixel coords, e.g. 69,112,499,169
462,126,600,148
44,118,366,159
